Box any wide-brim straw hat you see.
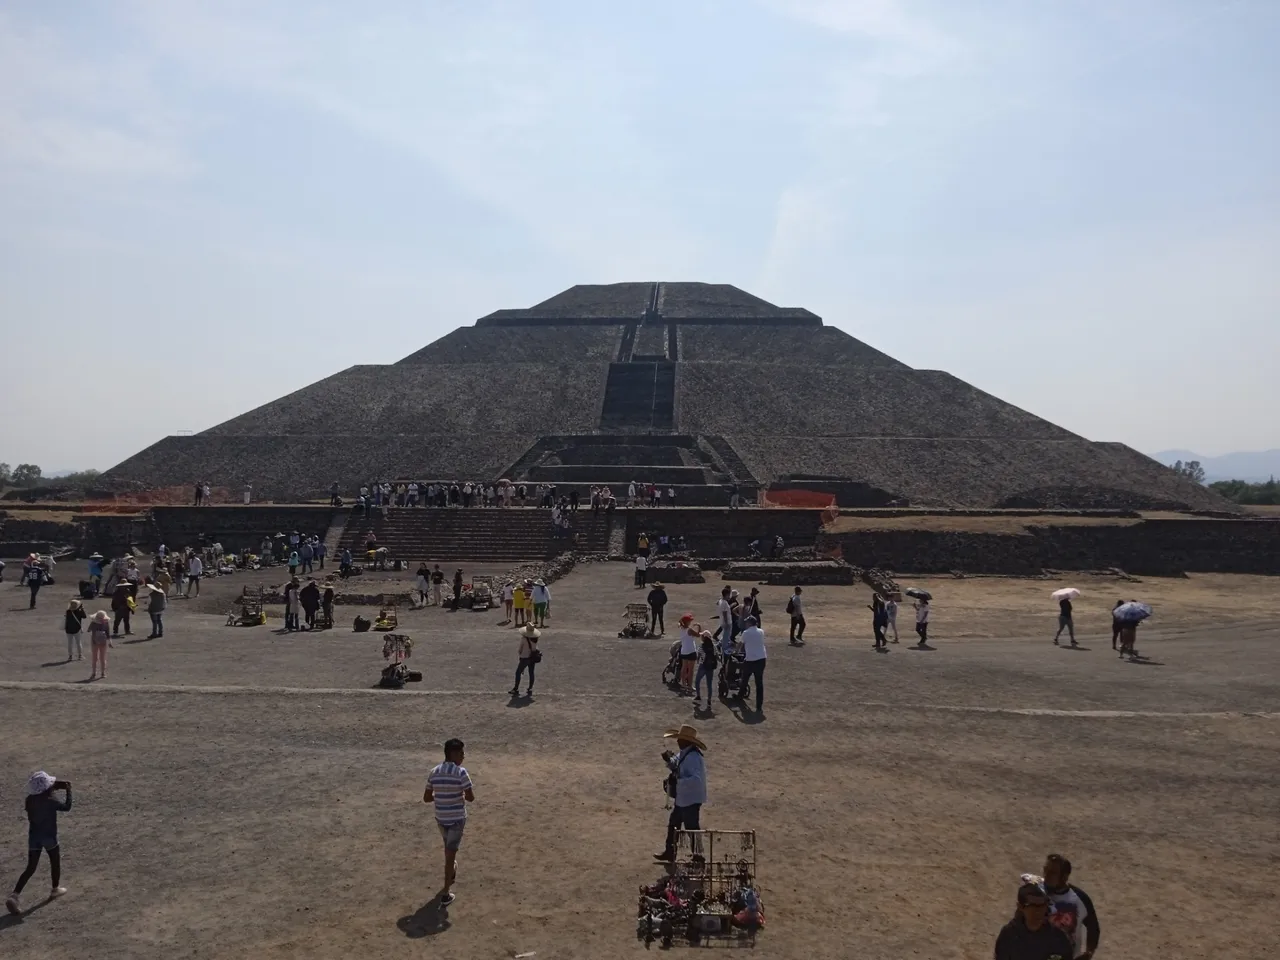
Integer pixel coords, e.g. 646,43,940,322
92,610,110,623
145,584,165,594
663,724,707,751
521,624,541,639
68,599,82,609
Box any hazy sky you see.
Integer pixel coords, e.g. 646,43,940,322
2,0,1277,472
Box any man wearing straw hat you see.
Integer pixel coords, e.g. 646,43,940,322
654,724,707,863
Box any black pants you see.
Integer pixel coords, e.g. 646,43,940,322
739,659,766,710
514,656,536,691
789,615,805,643
635,569,646,586
304,606,317,628
916,622,928,642
1112,621,1121,649
29,582,41,608
664,803,702,857
113,610,130,635
873,622,886,648
650,607,664,634
13,845,60,894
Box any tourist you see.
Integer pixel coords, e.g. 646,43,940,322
194,482,203,506
330,480,341,506
110,582,133,637
678,614,699,695
654,485,663,507
728,483,739,509
452,569,464,610
694,630,718,709
423,738,475,907
186,551,204,598
64,600,86,661
772,535,784,559
569,489,579,511
315,538,326,570
202,482,211,505
870,594,888,650
635,552,648,588
738,615,767,711
787,586,806,646
885,596,899,642
501,580,514,624
416,564,430,606
510,623,541,697
647,581,668,636
243,482,252,505
1054,595,1076,647
5,772,72,915
667,485,675,506
300,579,320,629
638,531,650,557
26,562,44,609
432,564,445,607
521,579,535,624
714,586,733,645
287,550,300,579
1041,854,1100,959
145,583,166,639
654,724,707,862
531,579,550,628
154,563,172,596
995,883,1074,960
1111,601,1123,651
408,481,419,507
87,610,111,679
340,548,353,578
914,597,931,646
1118,619,1138,659
284,578,301,631
298,539,313,575
740,587,761,627
87,553,104,596
513,580,527,627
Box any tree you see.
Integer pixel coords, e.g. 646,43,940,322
1171,460,1206,485
10,463,42,486
1209,477,1280,505
0,462,10,484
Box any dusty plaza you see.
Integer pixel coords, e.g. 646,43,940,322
1,556,1278,959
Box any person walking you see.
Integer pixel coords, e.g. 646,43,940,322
145,583,166,639
510,624,541,697
995,883,1074,960
87,611,111,679
1110,600,1123,651
1041,853,1100,959
287,550,300,579
431,565,445,607
423,738,474,907
647,581,668,636
531,580,550,628
315,538,326,570
740,587,761,628
714,586,734,646
914,598,931,646
110,582,133,637
693,630,718,709
87,553,104,596
299,540,314,575
513,581,527,627
1054,595,1076,647
321,585,335,626
64,600,87,661
416,564,430,606
501,580,514,624
635,552,648,588
870,594,888,650
284,579,301,631
654,724,707,862
5,772,72,915
27,563,44,609
300,579,320,630
884,596,899,642
185,552,203,597
452,569,464,611
787,586,806,645
738,616,767,712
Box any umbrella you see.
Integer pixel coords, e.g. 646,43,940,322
1114,602,1152,623
904,588,932,601
1051,588,1080,601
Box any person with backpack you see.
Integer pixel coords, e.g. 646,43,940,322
6,772,72,916
510,624,541,698
654,724,707,862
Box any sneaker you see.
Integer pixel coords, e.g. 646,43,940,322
1053,639,1059,645
524,689,534,698
49,886,67,899
509,688,520,696
439,892,455,906
6,894,19,914
653,851,674,862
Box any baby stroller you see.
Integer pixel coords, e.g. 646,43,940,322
661,640,682,688
719,651,751,702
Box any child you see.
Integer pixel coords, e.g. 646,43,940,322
512,582,526,627
6,771,72,914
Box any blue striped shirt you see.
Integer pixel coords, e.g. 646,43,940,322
427,762,473,825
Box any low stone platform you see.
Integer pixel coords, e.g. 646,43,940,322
720,559,857,586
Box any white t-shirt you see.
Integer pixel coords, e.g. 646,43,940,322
635,555,647,571
740,626,766,661
789,593,803,617
716,597,733,630
1046,887,1090,958
916,603,930,624
502,584,514,601
680,628,698,656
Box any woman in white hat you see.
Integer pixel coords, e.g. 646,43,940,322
510,624,541,698
5,771,72,915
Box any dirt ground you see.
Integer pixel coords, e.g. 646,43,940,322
1,561,1277,959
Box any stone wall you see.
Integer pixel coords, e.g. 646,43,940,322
823,518,1280,576
149,507,339,553
625,508,824,557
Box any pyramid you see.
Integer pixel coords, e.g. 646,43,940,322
104,282,1224,510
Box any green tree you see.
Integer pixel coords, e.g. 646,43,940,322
1209,477,1280,505
1171,460,1206,484
11,463,42,486
0,462,10,484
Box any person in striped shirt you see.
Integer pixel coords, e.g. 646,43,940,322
423,739,474,906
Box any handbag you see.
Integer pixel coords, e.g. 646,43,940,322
527,637,543,663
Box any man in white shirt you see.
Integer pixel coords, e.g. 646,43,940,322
666,486,675,506
635,553,648,588
737,616,767,711
914,599,930,646
788,586,806,645
185,553,204,597
715,587,733,644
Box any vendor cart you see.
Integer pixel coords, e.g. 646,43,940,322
471,576,494,611
226,584,267,626
374,598,398,631
621,602,651,638
378,633,422,689
637,829,762,948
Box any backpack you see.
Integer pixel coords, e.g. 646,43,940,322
353,616,371,632
785,598,794,615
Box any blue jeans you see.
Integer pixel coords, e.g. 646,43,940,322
514,656,536,691
695,663,715,701
150,612,163,637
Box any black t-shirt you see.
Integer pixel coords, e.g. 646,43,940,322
994,917,1073,960
65,608,86,633
648,588,667,608
1059,598,1072,617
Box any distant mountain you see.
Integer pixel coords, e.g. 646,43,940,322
1152,450,1280,483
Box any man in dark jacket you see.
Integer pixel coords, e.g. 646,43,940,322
110,582,133,637
299,579,321,630
995,883,1074,960
647,582,668,636
145,584,167,638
